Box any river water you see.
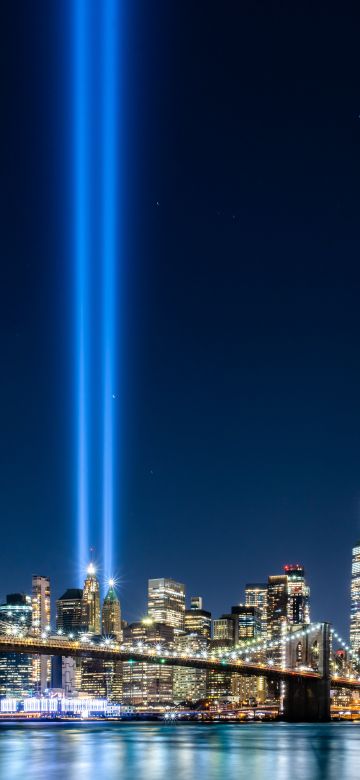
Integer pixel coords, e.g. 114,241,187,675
0,722,359,780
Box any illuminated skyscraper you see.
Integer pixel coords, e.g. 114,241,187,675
0,594,33,697
148,578,185,630
212,614,237,643
56,589,83,635
231,605,261,640
284,564,310,625
81,564,101,634
122,620,174,707
32,575,51,693
245,583,268,636
184,596,211,638
350,541,360,655
267,575,288,667
102,580,122,640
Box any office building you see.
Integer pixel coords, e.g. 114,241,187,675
267,575,288,667
350,541,360,657
32,575,51,693
102,581,122,640
0,594,33,697
173,634,208,703
148,578,185,630
231,605,262,640
81,564,101,634
184,596,211,638
56,589,83,635
245,583,268,637
284,564,310,625
122,620,174,708
212,614,237,643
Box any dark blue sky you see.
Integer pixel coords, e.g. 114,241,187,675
1,1,360,638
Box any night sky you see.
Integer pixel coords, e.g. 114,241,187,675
1,1,360,638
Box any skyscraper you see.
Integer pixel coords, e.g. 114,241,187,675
350,541,360,656
32,575,51,693
245,583,268,637
184,596,211,638
147,578,185,630
81,564,101,634
284,564,310,625
56,589,83,635
0,594,33,697
102,580,122,640
231,605,262,640
267,575,288,667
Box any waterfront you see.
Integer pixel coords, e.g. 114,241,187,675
0,723,359,780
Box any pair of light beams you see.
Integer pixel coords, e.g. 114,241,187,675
74,0,118,582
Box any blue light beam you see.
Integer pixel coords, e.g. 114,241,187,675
74,0,90,580
102,0,118,580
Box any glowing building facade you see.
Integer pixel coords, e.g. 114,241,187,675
350,541,360,656
102,581,122,640
245,583,268,636
81,565,101,634
32,575,51,693
184,596,211,639
122,620,174,708
173,634,208,704
0,594,33,698
267,575,288,667
56,589,83,635
231,605,262,640
284,564,310,625
148,578,185,630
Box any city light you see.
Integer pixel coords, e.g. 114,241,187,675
101,0,118,582
74,0,90,581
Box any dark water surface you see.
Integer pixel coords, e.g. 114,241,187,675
0,722,359,780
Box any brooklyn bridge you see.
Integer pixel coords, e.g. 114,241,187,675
1,622,359,721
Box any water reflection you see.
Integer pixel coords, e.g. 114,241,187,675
0,723,359,780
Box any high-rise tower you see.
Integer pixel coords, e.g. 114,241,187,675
284,564,310,625
148,578,185,630
81,564,101,634
102,580,122,640
350,541,360,655
32,575,51,693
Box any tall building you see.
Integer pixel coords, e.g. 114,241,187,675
173,634,208,704
184,596,211,639
56,589,83,635
350,541,360,657
284,564,310,625
32,575,51,633
148,578,185,630
231,605,262,640
81,564,101,634
122,620,174,708
212,614,237,643
32,575,51,693
245,583,268,637
0,594,33,697
267,575,288,667
102,580,122,640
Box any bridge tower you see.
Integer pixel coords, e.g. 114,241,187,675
283,622,331,722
